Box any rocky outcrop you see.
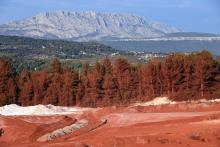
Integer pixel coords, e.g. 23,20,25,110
37,119,88,142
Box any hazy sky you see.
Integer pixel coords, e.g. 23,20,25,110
0,0,219,34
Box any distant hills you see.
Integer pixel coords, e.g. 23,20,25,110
0,35,120,60
0,11,219,55
0,35,166,72
164,32,220,37
0,11,181,41
101,32,220,55
0,35,129,72
102,40,220,55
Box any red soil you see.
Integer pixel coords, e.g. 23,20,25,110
1,102,220,147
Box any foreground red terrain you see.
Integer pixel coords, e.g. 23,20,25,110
1,101,220,147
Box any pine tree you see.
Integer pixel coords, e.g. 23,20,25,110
44,58,63,105
113,58,133,104
0,58,18,106
194,51,215,98
18,69,34,106
103,57,112,74
51,58,62,74
60,66,79,106
32,70,49,104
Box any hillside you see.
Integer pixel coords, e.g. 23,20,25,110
0,35,127,72
0,35,120,59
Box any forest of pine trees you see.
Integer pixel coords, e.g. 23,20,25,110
0,51,220,107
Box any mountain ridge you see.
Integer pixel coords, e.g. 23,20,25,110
0,11,182,41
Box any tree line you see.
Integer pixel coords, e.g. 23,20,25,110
0,50,220,107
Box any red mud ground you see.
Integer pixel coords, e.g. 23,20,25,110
1,102,220,147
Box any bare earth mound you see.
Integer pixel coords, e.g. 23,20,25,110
1,99,220,147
